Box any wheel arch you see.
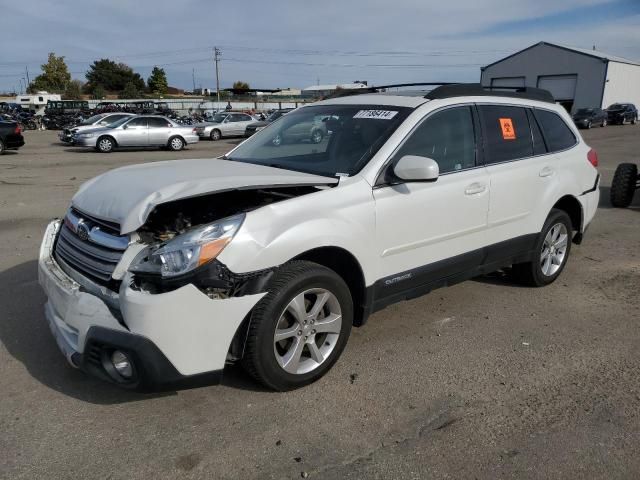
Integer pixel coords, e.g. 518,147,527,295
552,195,583,244
292,246,368,326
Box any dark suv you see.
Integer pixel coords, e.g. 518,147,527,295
606,103,638,125
572,107,607,129
0,120,25,154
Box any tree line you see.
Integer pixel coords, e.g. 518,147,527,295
28,53,169,99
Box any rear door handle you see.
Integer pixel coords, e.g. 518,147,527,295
464,183,487,195
539,167,555,177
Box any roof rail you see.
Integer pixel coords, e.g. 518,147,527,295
326,82,455,99
425,83,555,103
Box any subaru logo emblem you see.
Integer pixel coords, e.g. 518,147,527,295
77,222,90,242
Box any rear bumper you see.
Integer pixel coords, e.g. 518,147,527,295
4,135,24,149
182,134,200,144
38,220,264,390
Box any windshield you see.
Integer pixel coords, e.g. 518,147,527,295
226,105,411,177
575,108,593,115
108,117,132,129
81,114,106,125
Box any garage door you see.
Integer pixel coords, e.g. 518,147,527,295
490,77,525,88
537,75,577,101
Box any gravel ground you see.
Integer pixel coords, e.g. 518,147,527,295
1,126,639,479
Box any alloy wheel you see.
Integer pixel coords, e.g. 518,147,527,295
540,223,568,276
273,288,342,375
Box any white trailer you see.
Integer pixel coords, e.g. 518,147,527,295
14,91,61,115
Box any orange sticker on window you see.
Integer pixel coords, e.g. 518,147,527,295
499,118,516,140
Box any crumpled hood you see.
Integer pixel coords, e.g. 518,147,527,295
71,158,338,234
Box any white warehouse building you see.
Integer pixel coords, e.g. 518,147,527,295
480,41,640,113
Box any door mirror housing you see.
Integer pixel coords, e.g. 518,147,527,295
122,124,128,129
393,155,439,182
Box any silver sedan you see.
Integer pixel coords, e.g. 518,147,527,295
72,115,199,153
194,112,256,140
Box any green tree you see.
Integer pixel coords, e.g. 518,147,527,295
28,53,71,93
232,81,250,90
85,59,145,93
92,84,106,100
119,81,140,99
147,66,168,95
63,79,84,99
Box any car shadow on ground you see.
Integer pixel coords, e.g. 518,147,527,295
0,260,267,404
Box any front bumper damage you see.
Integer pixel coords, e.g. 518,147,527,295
38,220,265,390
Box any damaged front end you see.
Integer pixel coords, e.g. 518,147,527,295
127,186,320,297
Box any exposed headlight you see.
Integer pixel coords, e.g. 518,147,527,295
130,214,244,278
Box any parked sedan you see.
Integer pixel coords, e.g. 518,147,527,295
60,113,135,143
72,116,199,153
244,109,294,137
572,107,607,129
607,103,638,125
0,120,25,154
194,112,256,140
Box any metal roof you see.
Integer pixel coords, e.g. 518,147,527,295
483,41,640,69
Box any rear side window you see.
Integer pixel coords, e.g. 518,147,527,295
147,117,170,128
533,109,576,152
393,106,476,174
478,105,533,164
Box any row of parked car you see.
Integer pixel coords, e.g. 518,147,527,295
572,103,638,129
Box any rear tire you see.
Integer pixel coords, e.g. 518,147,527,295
610,163,638,208
210,129,221,141
0,139,5,155
601,119,607,127
168,136,184,151
511,209,572,287
586,121,592,129
242,261,353,391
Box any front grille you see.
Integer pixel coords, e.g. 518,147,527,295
54,210,128,286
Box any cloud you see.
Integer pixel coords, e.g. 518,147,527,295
0,0,636,91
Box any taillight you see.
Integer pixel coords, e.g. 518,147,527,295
14,125,22,134
587,148,598,168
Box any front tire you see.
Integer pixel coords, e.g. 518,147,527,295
0,139,5,155
242,261,353,391
511,209,572,287
586,121,592,129
97,136,115,153
601,119,607,127
610,163,638,208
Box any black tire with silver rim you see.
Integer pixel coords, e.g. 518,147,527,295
310,129,324,144
586,120,592,129
97,136,115,153
511,209,572,287
272,133,282,146
601,119,607,127
168,136,184,151
210,129,221,141
0,138,4,155
242,261,352,391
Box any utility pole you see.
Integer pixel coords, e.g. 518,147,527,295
192,68,196,92
25,66,30,88
214,47,221,107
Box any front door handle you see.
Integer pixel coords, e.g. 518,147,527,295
539,166,555,177
464,183,487,195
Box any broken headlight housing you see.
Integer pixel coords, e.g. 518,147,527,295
131,214,244,278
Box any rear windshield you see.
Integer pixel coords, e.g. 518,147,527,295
226,105,411,177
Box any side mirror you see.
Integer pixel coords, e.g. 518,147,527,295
99,121,107,126
393,155,439,182
122,124,128,129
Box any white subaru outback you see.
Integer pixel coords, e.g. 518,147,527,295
38,84,600,391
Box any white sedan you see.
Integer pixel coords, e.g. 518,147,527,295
194,112,256,140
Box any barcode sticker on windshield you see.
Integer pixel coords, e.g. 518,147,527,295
353,110,398,120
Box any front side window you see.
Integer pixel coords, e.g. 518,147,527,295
533,109,576,152
392,106,476,174
126,117,148,128
478,105,533,164
226,105,410,177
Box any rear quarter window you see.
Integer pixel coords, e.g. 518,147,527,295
478,105,533,164
534,109,577,152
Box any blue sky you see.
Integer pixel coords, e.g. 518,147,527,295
1,0,639,93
